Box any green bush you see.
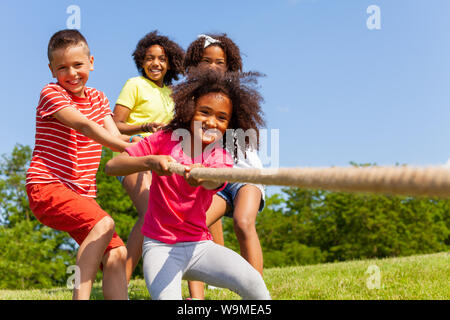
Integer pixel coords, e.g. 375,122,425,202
223,186,449,268
0,221,75,289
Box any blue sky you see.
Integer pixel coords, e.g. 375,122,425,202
1,0,449,195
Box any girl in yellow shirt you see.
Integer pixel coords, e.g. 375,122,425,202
113,31,184,283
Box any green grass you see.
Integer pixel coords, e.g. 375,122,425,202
1,252,448,300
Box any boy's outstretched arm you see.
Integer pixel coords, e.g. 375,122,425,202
103,114,135,143
53,107,132,152
105,152,176,177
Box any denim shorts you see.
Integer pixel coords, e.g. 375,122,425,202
116,176,125,184
217,182,265,217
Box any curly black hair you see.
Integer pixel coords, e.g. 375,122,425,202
132,31,185,86
184,33,242,72
166,68,265,155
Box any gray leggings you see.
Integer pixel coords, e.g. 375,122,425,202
142,237,271,300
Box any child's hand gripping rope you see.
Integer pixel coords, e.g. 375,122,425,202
148,155,176,176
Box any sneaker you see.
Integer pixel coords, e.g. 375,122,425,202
207,285,220,290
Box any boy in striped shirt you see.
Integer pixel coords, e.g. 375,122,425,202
26,30,131,300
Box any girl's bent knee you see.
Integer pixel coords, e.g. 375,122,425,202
234,218,256,235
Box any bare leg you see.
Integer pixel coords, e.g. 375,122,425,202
206,195,229,227
232,185,263,275
209,219,224,246
187,280,204,300
122,171,152,283
188,195,228,299
72,216,115,300
102,246,128,300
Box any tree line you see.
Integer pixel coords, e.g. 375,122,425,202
0,144,448,289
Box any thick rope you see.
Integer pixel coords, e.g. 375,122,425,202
167,163,450,198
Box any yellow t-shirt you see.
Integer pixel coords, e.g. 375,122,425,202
115,76,174,138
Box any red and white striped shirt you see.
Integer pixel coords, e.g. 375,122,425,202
26,83,112,198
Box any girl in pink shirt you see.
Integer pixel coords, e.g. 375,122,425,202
105,69,270,300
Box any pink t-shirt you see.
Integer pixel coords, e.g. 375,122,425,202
125,130,233,244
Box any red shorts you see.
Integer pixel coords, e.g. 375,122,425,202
26,183,124,254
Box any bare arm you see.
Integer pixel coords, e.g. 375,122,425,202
113,104,165,135
105,152,176,177
53,106,132,152
103,114,134,142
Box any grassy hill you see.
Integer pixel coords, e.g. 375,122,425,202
0,252,448,300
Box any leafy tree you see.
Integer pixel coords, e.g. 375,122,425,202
279,187,449,263
0,144,34,225
0,144,76,289
0,221,74,289
224,167,449,268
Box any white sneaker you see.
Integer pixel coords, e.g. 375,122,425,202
207,285,220,290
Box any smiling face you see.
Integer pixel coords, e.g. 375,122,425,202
48,44,93,98
199,45,227,73
142,44,170,87
190,92,232,151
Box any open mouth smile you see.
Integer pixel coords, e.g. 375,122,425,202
201,127,222,141
148,68,162,75
67,79,81,85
